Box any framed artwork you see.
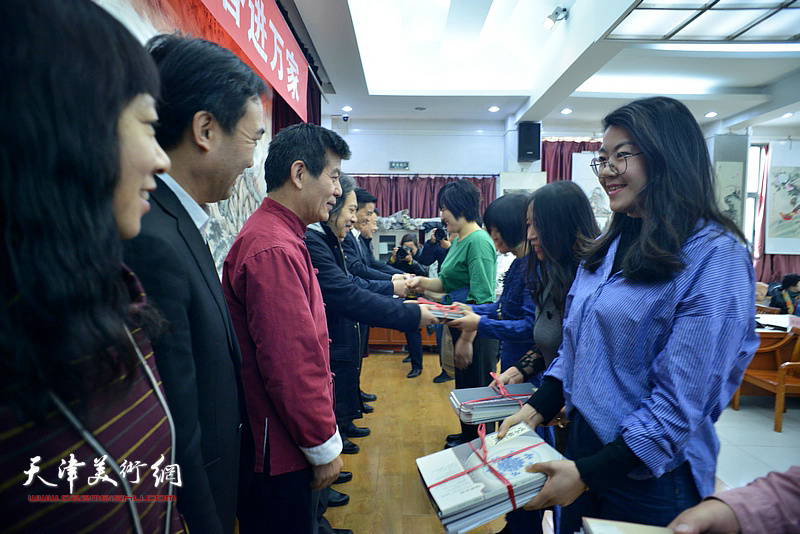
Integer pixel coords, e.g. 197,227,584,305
765,165,800,254
714,161,745,230
765,140,800,255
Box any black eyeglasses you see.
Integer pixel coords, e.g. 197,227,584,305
590,152,643,177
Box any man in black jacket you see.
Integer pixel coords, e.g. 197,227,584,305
342,189,428,378
123,35,266,534
306,177,437,432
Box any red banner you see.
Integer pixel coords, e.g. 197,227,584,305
200,0,308,121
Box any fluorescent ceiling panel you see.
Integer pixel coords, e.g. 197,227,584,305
349,0,539,95
738,9,800,39
609,9,695,39
713,0,787,6
643,42,800,52
671,9,771,39
576,74,718,94
637,1,705,6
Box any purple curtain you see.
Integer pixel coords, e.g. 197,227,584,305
306,74,321,126
542,140,601,183
271,67,320,134
271,89,302,136
754,145,800,282
352,174,497,219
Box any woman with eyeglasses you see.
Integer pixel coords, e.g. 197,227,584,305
498,97,758,532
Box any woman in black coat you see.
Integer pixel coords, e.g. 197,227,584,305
305,175,436,443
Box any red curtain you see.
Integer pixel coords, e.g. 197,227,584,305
351,175,497,219
542,140,601,183
754,145,800,283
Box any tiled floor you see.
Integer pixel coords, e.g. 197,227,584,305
715,395,800,489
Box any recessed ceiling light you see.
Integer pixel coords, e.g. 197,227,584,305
414,106,426,111
560,108,572,115
341,106,353,112
782,112,794,119
488,106,500,113
705,111,718,118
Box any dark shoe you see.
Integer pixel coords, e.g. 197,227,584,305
407,368,422,378
446,433,462,442
433,370,454,383
334,471,353,484
341,438,360,454
332,530,353,534
327,488,350,507
402,356,411,363
343,421,371,438
362,403,374,413
444,439,465,449
360,391,377,402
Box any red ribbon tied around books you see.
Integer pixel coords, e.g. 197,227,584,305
490,372,525,410
416,297,463,320
427,423,545,511
457,372,527,418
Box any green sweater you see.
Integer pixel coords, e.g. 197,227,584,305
439,229,496,304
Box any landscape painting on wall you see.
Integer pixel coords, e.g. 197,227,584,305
766,165,800,254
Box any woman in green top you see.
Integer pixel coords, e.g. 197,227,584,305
408,180,499,445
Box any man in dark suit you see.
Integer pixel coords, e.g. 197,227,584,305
342,189,426,379
123,35,267,534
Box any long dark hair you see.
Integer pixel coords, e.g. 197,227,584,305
0,0,161,419
582,97,746,282
526,182,600,311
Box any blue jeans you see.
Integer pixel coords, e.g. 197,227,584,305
559,411,701,534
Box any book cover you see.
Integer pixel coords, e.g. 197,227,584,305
450,383,536,423
416,423,561,519
582,518,673,534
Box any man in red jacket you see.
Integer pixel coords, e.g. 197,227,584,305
223,123,351,534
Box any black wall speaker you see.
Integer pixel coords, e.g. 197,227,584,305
517,122,541,162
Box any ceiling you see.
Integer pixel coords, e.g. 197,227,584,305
284,0,800,138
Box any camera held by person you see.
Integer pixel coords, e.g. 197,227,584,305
396,245,412,261
389,234,427,276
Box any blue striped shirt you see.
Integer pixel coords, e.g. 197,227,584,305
547,221,759,497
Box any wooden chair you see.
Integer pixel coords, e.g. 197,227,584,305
733,326,800,431
756,304,782,314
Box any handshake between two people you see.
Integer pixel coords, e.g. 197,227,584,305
401,275,487,334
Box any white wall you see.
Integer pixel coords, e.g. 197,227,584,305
497,172,547,198
323,117,507,175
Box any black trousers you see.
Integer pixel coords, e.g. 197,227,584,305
451,328,500,441
406,329,424,370
239,467,322,534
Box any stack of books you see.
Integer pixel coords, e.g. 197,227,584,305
581,518,673,533
416,423,561,534
450,383,535,424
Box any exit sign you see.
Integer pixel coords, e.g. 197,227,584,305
389,161,409,170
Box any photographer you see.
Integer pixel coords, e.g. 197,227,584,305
418,225,451,267
388,233,428,276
